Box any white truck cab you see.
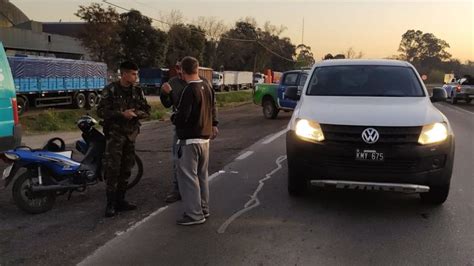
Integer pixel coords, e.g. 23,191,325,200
285,59,454,204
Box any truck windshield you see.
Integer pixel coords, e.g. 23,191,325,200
306,66,425,97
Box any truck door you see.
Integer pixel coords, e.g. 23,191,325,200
278,72,304,109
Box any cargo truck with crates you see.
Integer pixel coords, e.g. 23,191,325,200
8,56,107,114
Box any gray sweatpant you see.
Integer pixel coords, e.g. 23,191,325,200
176,142,210,220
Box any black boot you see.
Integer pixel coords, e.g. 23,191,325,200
105,191,117,218
116,190,137,212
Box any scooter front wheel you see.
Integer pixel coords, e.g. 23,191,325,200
12,172,56,214
127,155,144,190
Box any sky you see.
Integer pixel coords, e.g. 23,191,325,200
11,0,474,62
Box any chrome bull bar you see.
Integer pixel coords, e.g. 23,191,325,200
311,180,430,193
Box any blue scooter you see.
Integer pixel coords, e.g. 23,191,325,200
1,116,143,214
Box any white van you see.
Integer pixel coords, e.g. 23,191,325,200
285,59,454,204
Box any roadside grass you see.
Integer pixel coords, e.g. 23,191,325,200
215,90,253,107
21,90,253,134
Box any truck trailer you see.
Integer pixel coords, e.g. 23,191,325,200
8,56,107,114
212,71,253,91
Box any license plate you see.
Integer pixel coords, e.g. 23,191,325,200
356,149,384,161
2,164,13,180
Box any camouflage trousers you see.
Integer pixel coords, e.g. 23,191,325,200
103,130,136,194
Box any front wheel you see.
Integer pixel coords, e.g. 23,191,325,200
12,172,56,214
262,98,279,119
127,155,144,190
465,98,472,104
420,184,450,205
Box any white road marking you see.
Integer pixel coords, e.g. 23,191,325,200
436,103,474,115
217,155,287,234
114,206,168,236
262,129,288,145
235,151,254,160
209,170,225,182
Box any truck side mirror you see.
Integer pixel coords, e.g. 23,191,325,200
285,86,300,101
431,88,447,103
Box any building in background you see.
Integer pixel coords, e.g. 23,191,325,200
0,0,88,59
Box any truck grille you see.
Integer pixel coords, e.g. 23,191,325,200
321,124,422,144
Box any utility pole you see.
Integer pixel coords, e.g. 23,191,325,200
301,17,305,45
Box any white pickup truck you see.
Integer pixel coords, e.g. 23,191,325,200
442,76,474,104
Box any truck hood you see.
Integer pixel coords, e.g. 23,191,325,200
293,96,446,127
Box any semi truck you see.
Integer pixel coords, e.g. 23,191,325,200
139,68,169,95
8,56,107,114
212,71,253,91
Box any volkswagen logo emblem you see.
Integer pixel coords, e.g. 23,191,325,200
361,128,379,144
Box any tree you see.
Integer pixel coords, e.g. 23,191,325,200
398,29,451,71
157,9,184,31
193,17,228,67
75,3,121,69
323,53,334,60
216,19,297,72
295,44,315,68
215,21,258,71
165,24,206,67
333,54,346,59
345,47,364,59
119,10,167,68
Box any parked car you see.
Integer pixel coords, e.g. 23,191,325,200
0,42,21,151
285,59,454,205
442,76,474,104
253,70,308,119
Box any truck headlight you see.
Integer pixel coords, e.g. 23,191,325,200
418,122,448,145
295,119,325,142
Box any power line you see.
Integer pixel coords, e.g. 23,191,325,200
102,0,295,61
103,0,254,42
257,41,296,62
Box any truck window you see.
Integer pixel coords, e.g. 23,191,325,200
298,74,308,86
307,66,425,97
283,73,299,86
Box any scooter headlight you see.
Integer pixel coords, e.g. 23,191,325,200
1,153,19,161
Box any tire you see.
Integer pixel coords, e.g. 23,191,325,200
127,155,144,190
262,98,279,119
287,159,307,196
74,93,87,109
16,96,28,115
12,172,56,214
450,93,457,104
420,184,450,205
86,93,98,109
465,98,472,104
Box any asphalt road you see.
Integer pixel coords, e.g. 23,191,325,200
0,103,292,265
80,102,473,265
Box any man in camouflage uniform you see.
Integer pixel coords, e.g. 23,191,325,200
97,61,150,218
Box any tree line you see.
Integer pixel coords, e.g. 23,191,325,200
75,3,313,73
76,4,472,83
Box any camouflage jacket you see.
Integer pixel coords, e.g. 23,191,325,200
97,81,151,139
